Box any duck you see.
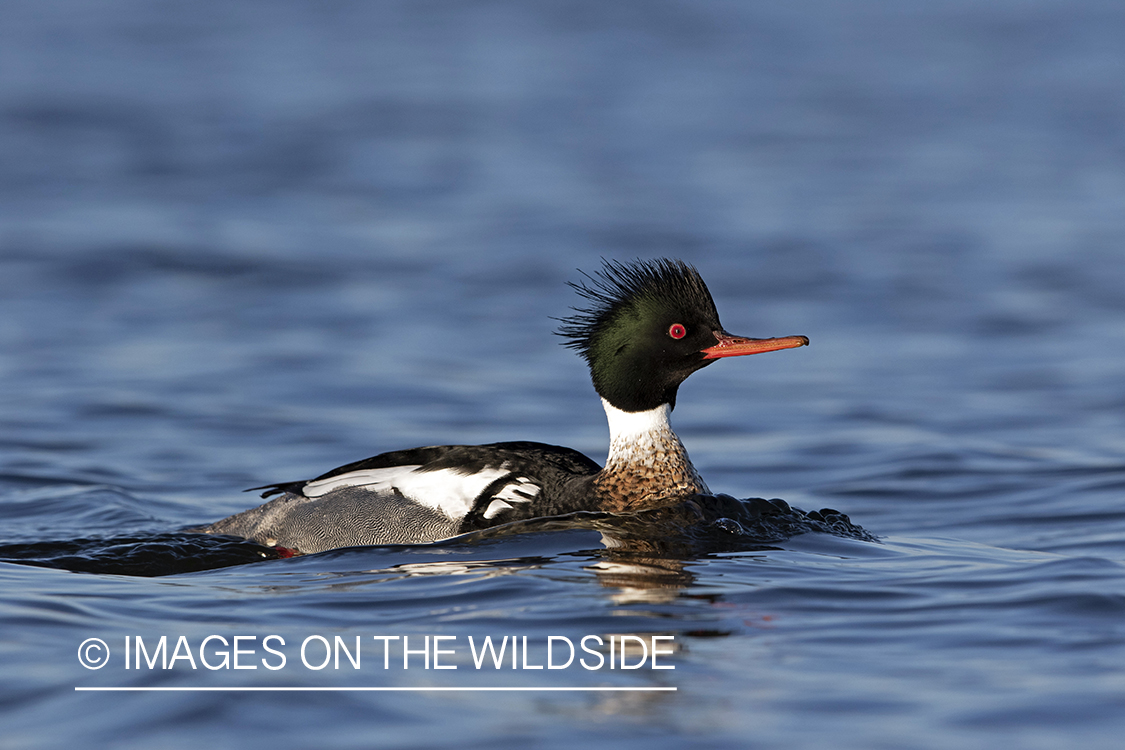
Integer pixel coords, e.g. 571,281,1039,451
200,258,808,554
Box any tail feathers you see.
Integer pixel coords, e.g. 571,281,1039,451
244,481,307,499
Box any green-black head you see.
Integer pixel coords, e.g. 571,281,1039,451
556,258,809,413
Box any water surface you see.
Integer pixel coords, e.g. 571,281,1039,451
2,2,1125,748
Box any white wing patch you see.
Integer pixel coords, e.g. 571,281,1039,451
302,465,510,521
482,476,540,520
481,500,514,519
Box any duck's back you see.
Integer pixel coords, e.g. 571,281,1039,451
201,442,602,553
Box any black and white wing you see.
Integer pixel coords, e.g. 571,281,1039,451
213,442,601,551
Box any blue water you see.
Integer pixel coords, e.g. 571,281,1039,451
3,1,1125,747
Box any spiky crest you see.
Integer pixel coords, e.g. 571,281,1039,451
554,258,717,358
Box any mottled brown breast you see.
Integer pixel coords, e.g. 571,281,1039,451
592,431,709,512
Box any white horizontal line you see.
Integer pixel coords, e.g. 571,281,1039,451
76,686,676,692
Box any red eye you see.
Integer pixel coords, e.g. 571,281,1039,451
668,323,687,339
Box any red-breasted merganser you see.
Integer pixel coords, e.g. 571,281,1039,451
202,259,808,553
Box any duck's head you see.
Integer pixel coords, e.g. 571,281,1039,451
556,258,808,413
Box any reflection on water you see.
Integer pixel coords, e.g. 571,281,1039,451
589,559,695,604
3,0,1125,747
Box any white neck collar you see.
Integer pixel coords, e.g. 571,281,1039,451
600,398,673,442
